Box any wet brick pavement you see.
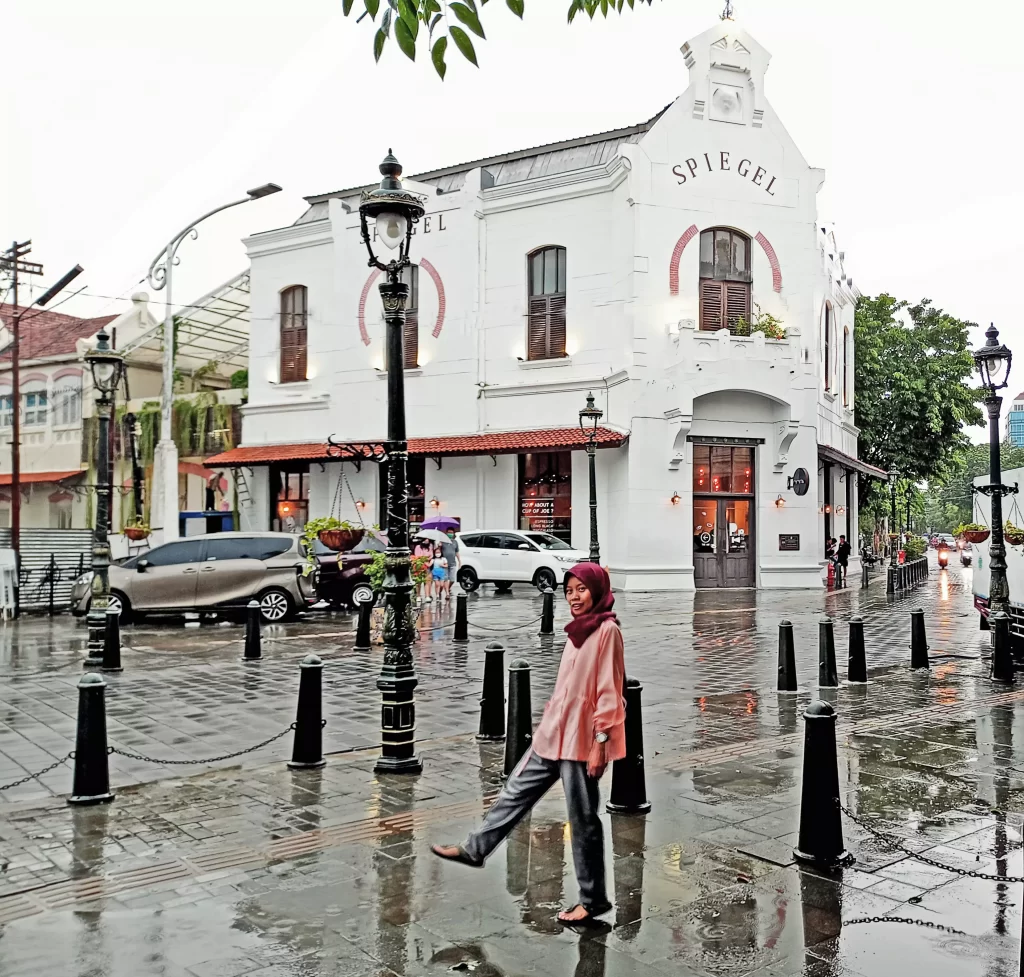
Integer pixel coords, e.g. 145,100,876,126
0,560,1023,975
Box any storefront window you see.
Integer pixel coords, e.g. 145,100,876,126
519,451,572,543
270,463,309,533
692,444,754,494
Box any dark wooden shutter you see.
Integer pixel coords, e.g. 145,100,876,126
699,280,724,331
403,310,419,369
280,286,308,383
528,295,551,360
725,282,750,331
548,294,566,358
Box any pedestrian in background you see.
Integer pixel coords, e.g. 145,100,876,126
431,562,625,925
836,534,851,587
412,537,432,603
431,544,449,602
441,529,460,600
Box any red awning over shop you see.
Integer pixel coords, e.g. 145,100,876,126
205,427,628,467
0,470,84,486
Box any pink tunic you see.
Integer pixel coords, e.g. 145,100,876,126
532,619,626,763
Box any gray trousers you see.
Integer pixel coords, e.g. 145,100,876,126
464,749,608,911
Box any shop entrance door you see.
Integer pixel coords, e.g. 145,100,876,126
692,497,755,588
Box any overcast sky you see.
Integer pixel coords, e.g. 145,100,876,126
6,0,1022,418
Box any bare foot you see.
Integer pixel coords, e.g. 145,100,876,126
557,905,591,923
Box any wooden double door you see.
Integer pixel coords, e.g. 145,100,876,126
693,497,755,588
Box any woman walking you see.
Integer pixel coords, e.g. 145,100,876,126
431,562,625,925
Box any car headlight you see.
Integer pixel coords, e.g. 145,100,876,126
554,555,578,564
75,573,92,586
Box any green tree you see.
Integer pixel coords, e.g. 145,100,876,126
921,441,1024,533
340,0,656,78
854,294,982,509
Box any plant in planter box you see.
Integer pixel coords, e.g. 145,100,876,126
905,536,926,560
953,522,990,543
123,517,151,541
364,551,430,595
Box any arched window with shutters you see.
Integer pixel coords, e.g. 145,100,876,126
401,263,419,369
527,246,566,360
823,302,832,393
698,228,751,333
842,326,850,406
279,285,308,383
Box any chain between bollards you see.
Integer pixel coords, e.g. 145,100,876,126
0,752,74,791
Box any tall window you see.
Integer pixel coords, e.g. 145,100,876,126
0,393,12,428
270,463,309,531
823,302,832,392
23,388,47,426
692,444,754,494
401,264,419,369
279,285,308,384
842,327,850,406
698,228,751,332
519,451,572,543
53,376,82,426
527,246,567,360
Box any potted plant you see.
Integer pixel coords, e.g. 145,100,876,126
1005,521,1024,546
304,517,365,554
954,522,990,544
124,517,151,541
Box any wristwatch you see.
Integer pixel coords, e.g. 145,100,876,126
595,732,609,744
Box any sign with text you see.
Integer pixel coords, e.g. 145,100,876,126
522,499,555,517
672,151,779,197
778,534,800,552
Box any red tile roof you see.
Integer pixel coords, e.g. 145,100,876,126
0,304,117,361
205,427,628,466
0,469,84,486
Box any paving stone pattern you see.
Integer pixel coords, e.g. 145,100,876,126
0,561,1022,975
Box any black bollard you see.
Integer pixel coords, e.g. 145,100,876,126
777,620,798,692
101,604,122,673
909,606,929,669
503,659,532,778
793,700,852,868
990,611,1015,685
818,617,838,688
607,676,652,814
241,600,262,662
861,561,869,589
886,566,894,595
539,587,555,636
354,596,372,651
477,642,507,742
847,616,867,683
68,673,114,806
453,592,469,644
288,654,327,769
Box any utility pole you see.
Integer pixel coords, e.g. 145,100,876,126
1,241,43,560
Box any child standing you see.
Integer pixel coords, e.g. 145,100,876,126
431,544,448,602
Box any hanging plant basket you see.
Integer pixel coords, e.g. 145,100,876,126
124,526,151,541
318,528,364,552
1005,530,1024,546
962,529,990,544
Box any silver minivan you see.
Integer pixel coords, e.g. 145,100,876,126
71,532,317,622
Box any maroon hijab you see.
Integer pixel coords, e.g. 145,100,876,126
563,563,618,648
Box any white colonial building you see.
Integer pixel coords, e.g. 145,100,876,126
207,20,882,590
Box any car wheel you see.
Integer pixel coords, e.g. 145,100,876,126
351,583,375,608
457,567,479,593
534,568,557,592
257,588,293,623
108,591,131,622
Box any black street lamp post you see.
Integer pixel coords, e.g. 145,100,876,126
579,392,603,564
84,329,126,666
904,485,913,540
358,151,425,773
973,323,1016,681
888,470,899,570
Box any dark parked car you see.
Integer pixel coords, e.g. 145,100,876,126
314,534,385,609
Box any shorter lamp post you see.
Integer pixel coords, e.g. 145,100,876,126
904,485,914,541
973,323,1016,680
579,392,603,564
358,151,425,774
84,330,126,665
888,470,899,569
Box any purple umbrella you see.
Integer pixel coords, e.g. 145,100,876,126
419,516,460,532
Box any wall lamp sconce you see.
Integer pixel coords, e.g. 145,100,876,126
821,504,832,514
774,495,785,508
670,491,681,505
355,498,366,510
429,496,440,509
835,505,845,515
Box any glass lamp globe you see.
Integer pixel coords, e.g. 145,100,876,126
376,211,408,251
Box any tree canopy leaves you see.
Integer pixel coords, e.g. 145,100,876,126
344,0,656,78
854,294,982,506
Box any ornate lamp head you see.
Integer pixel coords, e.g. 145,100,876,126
85,329,125,399
974,323,1012,394
359,150,426,274
579,391,603,440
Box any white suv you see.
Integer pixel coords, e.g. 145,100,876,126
456,530,590,593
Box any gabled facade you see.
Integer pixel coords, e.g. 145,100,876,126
208,20,881,589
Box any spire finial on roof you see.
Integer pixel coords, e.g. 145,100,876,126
721,0,734,19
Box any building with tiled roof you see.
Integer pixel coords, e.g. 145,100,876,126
206,19,870,591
